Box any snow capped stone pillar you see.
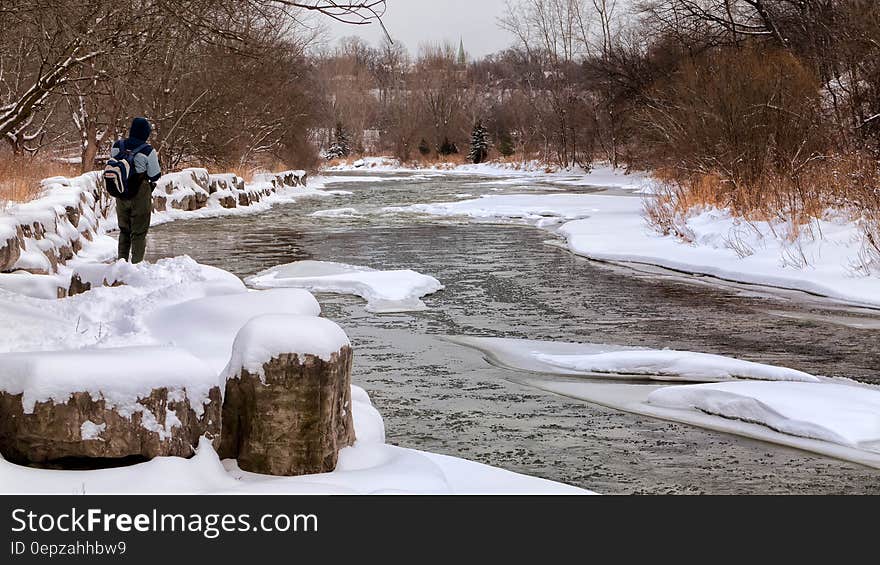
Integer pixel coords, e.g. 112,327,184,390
219,315,356,476
0,347,222,465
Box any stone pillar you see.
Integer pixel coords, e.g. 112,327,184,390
220,316,356,476
0,347,222,466
0,387,222,465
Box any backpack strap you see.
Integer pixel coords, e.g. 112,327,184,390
131,142,149,156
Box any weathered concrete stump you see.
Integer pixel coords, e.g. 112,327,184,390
0,347,221,466
220,315,356,476
0,388,221,465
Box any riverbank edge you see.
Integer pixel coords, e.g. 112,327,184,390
0,168,310,296
334,159,880,310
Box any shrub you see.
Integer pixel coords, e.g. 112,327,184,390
641,45,826,213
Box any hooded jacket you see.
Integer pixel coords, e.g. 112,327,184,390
111,117,162,182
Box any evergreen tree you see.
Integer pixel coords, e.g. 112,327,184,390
497,132,515,157
468,123,490,164
325,122,351,160
418,138,431,156
438,137,458,156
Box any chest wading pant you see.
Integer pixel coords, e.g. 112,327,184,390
115,179,153,264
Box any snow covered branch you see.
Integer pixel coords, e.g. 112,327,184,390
0,41,101,153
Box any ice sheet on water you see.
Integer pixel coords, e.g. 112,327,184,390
246,260,444,313
647,381,880,451
309,207,361,218
447,336,819,383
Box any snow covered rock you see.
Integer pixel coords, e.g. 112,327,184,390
0,230,22,271
246,260,444,313
146,287,320,374
0,346,222,466
208,173,245,194
219,315,356,476
0,175,103,275
253,170,308,188
1,167,318,285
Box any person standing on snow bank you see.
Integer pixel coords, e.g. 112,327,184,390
111,117,162,264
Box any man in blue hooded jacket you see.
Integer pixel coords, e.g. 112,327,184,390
112,117,162,264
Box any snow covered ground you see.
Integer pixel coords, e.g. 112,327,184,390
0,435,585,495
330,157,647,189
246,260,444,313
560,208,880,308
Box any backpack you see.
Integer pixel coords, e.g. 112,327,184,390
103,141,148,199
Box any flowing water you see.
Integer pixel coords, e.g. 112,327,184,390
147,171,880,494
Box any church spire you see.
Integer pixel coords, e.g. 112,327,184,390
457,38,467,66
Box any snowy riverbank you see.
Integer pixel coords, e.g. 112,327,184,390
327,157,649,189
0,170,586,495
0,169,335,299
364,161,880,309
0,257,586,494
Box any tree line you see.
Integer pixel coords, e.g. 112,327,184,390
2,0,879,227
0,1,386,173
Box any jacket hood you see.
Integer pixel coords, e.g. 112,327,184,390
129,117,152,142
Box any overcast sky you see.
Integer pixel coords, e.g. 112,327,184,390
326,0,515,58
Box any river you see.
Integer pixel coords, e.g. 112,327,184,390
147,171,880,494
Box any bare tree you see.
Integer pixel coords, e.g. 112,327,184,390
501,0,597,167
0,0,387,165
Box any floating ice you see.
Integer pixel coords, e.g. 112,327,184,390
310,207,361,218
446,336,818,383
647,381,880,452
246,261,444,313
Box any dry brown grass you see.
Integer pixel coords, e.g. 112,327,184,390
213,157,308,182
225,166,256,183
0,154,78,204
645,154,880,249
